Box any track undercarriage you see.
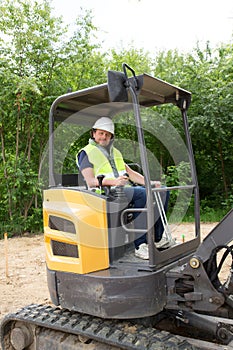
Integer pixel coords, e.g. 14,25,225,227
2,303,233,350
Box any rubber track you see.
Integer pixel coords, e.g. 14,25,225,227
0,304,210,350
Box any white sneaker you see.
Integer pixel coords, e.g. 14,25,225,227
155,236,176,249
135,243,149,260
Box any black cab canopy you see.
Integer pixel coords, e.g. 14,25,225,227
50,73,191,125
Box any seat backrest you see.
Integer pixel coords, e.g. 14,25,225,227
53,173,86,187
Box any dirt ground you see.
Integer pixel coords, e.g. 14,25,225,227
0,222,229,324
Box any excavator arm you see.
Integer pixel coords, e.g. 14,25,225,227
164,209,233,344
195,208,233,264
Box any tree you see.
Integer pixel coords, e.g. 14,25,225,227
183,43,233,203
148,45,233,209
0,0,64,232
0,0,104,235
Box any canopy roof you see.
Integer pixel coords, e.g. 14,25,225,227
50,73,191,125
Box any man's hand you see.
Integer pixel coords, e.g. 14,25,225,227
151,181,161,188
115,175,129,186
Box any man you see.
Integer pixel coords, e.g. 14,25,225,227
76,117,169,259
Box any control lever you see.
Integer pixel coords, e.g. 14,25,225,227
97,174,105,193
114,173,129,199
124,172,135,186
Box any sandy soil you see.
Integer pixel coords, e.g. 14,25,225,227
0,234,50,321
0,222,229,324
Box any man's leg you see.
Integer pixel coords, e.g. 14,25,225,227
123,187,170,251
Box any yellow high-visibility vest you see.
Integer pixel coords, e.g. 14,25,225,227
77,143,126,179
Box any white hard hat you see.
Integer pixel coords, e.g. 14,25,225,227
92,117,114,135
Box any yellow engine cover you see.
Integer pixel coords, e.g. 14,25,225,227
43,188,109,274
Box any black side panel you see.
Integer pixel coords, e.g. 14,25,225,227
55,268,166,319
47,267,59,306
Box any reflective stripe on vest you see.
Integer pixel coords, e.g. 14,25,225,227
77,143,126,179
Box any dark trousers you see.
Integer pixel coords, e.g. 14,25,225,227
123,186,169,249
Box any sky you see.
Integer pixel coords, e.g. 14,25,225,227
51,0,233,53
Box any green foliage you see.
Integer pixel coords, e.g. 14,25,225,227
199,200,228,222
222,189,233,212
164,162,193,220
109,46,152,74
151,44,233,213
0,0,103,235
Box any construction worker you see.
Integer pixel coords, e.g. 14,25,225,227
76,117,169,259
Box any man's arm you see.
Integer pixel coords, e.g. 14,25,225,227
125,164,145,185
78,151,135,188
126,164,161,188
81,167,99,188
82,167,129,188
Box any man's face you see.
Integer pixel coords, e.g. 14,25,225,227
93,129,112,147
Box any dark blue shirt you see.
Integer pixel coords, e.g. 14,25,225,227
77,150,93,171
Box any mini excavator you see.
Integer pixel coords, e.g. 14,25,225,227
1,63,233,350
